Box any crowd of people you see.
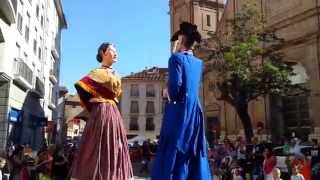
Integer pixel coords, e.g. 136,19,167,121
0,136,319,180
207,136,320,180
128,140,157,175
0,143,76,180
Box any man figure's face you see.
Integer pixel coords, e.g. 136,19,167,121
172,35,185,53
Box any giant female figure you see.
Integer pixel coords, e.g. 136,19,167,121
151,22,212,180
71,43,133,180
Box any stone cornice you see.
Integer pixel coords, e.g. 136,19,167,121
281,31,320,50
267,7,319,31
193,0,225,9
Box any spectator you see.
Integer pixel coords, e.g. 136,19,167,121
300,156,311,180
272,168,282,180
23,144,32,156
140,140,152,174
232,168,243,180
236,141,246,178
220,156,232,180
263,147,277,180
252,152,264,180
290,138,303,157
283,140,290,155
52,145,68,180
0,157,7,180
8,145,28,180
291,165,305,180
310,139,319,167
133,141,139,149
36,147,53,180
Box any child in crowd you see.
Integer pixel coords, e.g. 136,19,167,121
273,168,282,180
232,168,243,180
291,165,305,180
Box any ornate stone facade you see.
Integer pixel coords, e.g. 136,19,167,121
202,0,320,142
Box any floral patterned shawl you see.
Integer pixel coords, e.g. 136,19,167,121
74,67,121,111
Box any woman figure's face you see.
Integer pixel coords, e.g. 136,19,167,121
102,44,118,65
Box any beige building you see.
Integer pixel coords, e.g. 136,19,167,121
199,0,320,142
120,67,168,140
170,0,320,142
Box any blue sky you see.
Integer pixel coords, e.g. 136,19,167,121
60,1,170,94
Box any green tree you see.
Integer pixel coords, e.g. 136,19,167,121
206,3,307,142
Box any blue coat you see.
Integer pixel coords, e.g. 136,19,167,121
151,52,212,180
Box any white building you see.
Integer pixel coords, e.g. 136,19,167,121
121,67,168,140
0,0,67,150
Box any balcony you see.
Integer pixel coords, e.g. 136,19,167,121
51,46,59,60
49,93,57,109
49,69,58,84
0,0,16,25
30,77,44,98
51,33,61,60
13,58,33,90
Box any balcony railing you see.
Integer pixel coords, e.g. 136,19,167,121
13,58,33,90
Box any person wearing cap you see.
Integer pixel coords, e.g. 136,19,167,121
151,22,212,180
70,43,133,180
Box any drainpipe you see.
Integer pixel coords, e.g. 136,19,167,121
190,0,194,23
316,0,320,79
216,0,219,32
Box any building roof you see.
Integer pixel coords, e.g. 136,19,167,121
122,67,168,81
0,0,15,25
65,94,80,103
54,0,67,29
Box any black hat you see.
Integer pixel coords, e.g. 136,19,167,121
171,22,201,43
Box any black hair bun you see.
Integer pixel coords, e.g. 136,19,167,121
96,54,102,62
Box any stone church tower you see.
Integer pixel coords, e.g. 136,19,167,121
169,0,225,45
